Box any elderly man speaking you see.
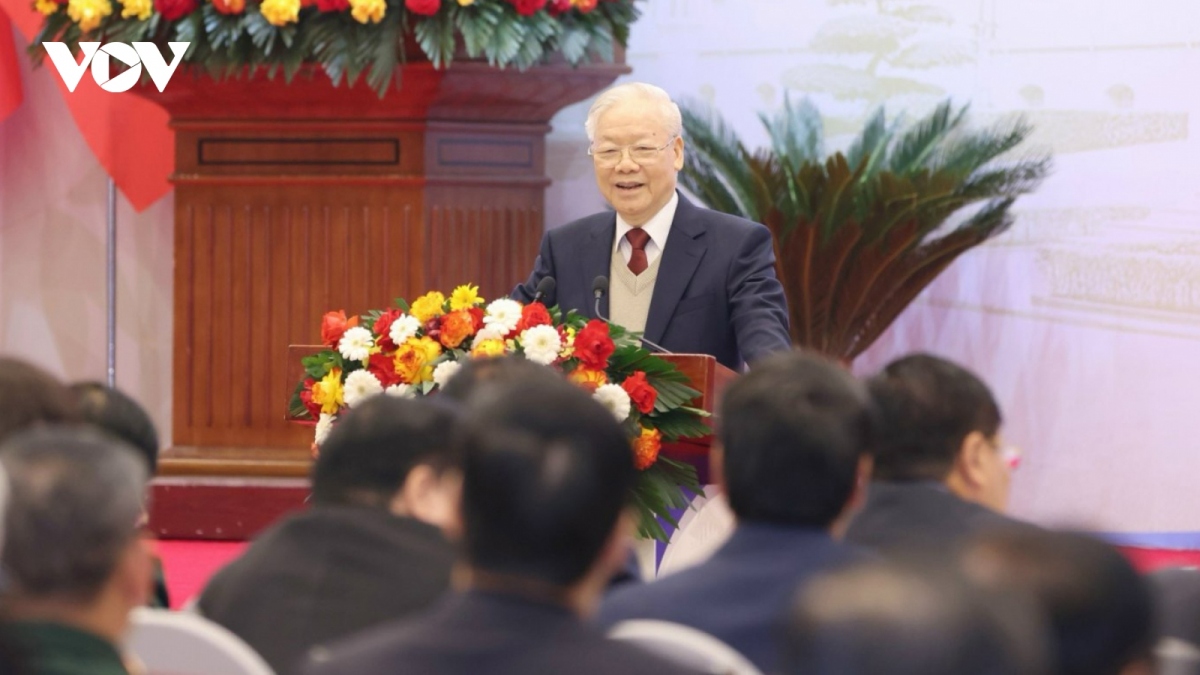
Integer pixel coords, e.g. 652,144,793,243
513,82,791,370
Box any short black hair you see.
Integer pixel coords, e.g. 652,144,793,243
439,356,563,403
784,561,1050,675
868,353,1001,481
311,395,461,508
0,357,79,444
718,351,875,527
458,374,635,586
70,382,160,474
962,529,1155,675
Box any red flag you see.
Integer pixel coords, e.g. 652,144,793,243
0,11,23,121
0,0,173,211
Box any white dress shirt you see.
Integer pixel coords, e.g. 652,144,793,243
614,192,679,267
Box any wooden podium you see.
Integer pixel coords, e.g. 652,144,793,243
140,58,628,539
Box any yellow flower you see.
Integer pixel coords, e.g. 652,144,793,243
35,0,60,16
449,284,484,311
456,0,474,6
120,0,151,20
259,0,298,26
394,337,443,384
311,368,344,415
67,0,112,32
470,339,506,359
410,291,446,323
349,0,383,23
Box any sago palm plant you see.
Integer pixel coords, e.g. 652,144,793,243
679,98,1051,360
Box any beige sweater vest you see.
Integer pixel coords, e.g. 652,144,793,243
609,253,663,334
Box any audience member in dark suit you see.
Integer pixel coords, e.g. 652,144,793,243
2,428,153,675
69,382,170,609
512,82,792,369
961,529,1155,675
1148,567,1200,674
783,561,1051,675
598,351,877,672
845,353,1028,556
199,395,462,675
302,374,701,675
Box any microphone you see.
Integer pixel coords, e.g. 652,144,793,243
590,275,674,355
532,276,556,305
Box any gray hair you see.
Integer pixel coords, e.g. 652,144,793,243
584,82,683,143
1,427,147,602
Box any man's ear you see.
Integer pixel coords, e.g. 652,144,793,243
955,431,991,489
116,535,155,610
672,135,685,171
710,442,727,496
830,454,873,539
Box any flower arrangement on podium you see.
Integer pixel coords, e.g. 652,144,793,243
30,0,639,96
291,284,707,541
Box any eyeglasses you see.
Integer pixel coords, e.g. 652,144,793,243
588,136,677,168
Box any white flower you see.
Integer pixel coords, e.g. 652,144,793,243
343,369,383,408
389,313,422,346
521,325,562,365
594,384,631,422
314,413,335,446
432,361,462,389
473,323,507,343
483,298,523,335
385,384,415,398
338,326,374,362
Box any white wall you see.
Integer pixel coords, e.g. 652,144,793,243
4,0,1200,535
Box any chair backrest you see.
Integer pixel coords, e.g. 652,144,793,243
609,619,763,675
127,607,275,675
657,487,734,578
1158,637,1200,675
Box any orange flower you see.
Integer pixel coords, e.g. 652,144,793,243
470,339,506,358
394,337,442,384
440,310,477,349
320,310,359,348
621,371,658,415
632,427,662,470
569,367,608,393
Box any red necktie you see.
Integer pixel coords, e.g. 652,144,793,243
626,228,651,276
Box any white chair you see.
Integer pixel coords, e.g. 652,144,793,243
609,619,763,675
126,607,275,675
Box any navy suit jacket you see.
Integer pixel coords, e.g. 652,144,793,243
512,193,792,370
845,481,1036,557
301,590,702,675
597,523,868,673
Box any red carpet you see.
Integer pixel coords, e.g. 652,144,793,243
155,540,247,609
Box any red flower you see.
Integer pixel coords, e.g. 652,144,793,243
575,0,597,11
367,352,403,388
320,310,359,348
211,0,245,14
507,0,546,15
574,319,615,370
316,0,348,10
516,302,552,334
467,307,485,332
621,371,658,415
155,0,197,20
405,0,440,15
546,0,570,14
373,309,403,351
299,378,322,419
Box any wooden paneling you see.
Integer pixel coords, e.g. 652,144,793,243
137,58,628,488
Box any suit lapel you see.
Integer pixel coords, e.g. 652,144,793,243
579,216,615,320
644,196,706,344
